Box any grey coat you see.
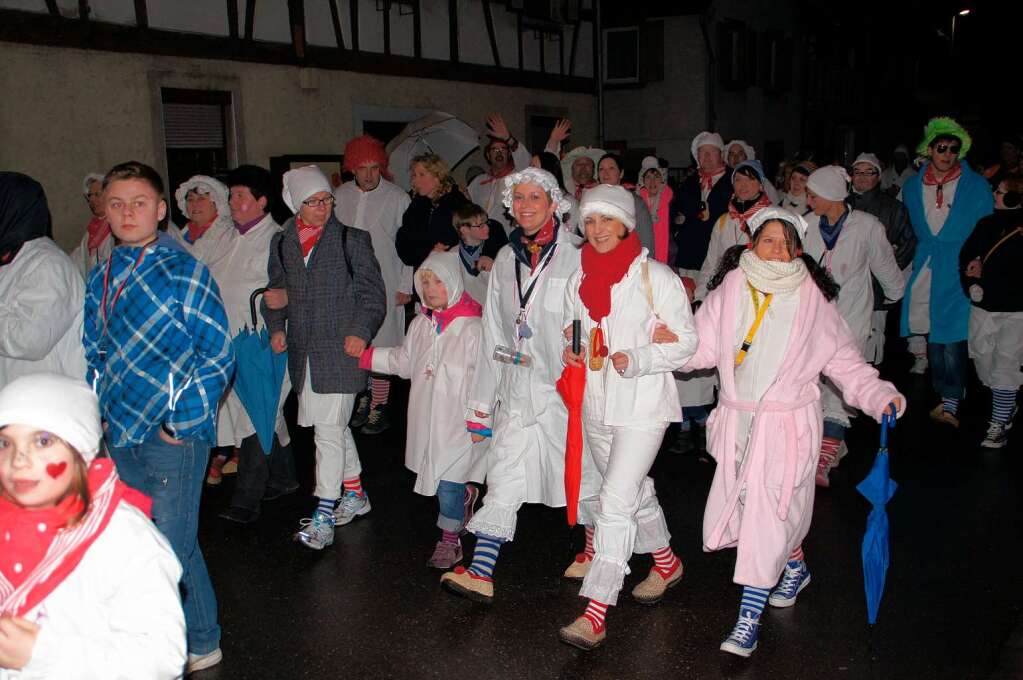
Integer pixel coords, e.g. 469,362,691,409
265,214,386,394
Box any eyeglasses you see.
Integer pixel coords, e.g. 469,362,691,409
457,221,488,230
852,170,879,177
302,196,335,208
934,143,961,155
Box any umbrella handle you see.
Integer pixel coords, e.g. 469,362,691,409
880,403,895,449
250,287,270,329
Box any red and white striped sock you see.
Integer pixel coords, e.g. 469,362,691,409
789,545,805,563
652,546,681,578
584,525,595,559
819,436,840,468
343,477,364,497
370,377,390,408
581,599,609,633
441,529,460,546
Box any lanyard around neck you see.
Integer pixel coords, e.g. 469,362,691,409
101,248,147,336
514,243,558,311
735,281,773,367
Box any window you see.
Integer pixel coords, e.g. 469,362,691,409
603,26,639,84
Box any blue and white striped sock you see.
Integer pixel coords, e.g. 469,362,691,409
943,397,960,416
467,533,505,580
991,389,1017,424
316,497,334,517
740,586,770,619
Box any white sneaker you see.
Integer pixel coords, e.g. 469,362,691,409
910,355,928,375
294,512,334,550
186,647,223,674
332,491,371,526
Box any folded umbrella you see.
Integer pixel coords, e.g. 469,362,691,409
557,320,586,526
229,288,289,454
856,407,899,624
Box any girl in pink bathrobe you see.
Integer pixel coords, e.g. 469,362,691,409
680,207,905,657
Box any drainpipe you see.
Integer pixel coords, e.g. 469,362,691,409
595,0,605,146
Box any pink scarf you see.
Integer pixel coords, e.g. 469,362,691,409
640,185,674,263
430,291,483,333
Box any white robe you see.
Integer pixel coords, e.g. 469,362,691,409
334,179,412,347
0,238,86,387
467,144,533,237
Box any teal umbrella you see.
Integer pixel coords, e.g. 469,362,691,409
856,406,898,624
230,288,288,454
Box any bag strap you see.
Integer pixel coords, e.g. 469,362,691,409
341,224,354,279
640,260,656,314
981,225,1023,265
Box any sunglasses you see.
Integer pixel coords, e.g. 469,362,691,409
934,143,961,155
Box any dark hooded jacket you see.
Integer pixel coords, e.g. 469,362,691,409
0,172,52,266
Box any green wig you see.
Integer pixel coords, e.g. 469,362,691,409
917,116,972,158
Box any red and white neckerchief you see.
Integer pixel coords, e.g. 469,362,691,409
185,218,214,244
700,167,726,193
0,459,151,617
479,163,516,186
727,193,774,237
922,162,962,209
575,182,597,202
86,217,110,253
297,216,324,257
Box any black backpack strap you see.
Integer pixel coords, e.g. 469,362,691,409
341,224,354,278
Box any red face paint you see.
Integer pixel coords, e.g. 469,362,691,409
45,462,68,479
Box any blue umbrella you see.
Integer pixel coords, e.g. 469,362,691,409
856,406,898,624
230,288,288,454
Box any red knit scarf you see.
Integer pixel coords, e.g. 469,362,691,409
297,216,324,257
922,162,962,209
700,167,726,192
727,193,773,236
579,231,642,323
185,218,214,244
0,458,151,617
520,217,556,269
86,217,111,252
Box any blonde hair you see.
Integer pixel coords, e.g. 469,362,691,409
410,153,455,201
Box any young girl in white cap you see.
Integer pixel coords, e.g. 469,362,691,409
558,184,698,650
356,250,489,569
677,207,904,658
0,373,185,678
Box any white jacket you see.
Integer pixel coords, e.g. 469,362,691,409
803,209,906,350
334,179,412,348
3,504,186,680
167,218,237,279
0,238,86,386
371,251,486,495
695,213,753,301
69,228,114,280
563,249,698,426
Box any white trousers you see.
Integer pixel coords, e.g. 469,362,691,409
298,365,361,501
969,307,1023,390
577,421,671,605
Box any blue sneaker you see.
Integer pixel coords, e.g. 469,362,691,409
294,511,335,550
768,560,811,608
719,611,760,657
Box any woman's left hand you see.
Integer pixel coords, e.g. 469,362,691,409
0,615,39,670
610,351,629,375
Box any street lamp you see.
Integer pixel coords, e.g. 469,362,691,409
952,8,970,52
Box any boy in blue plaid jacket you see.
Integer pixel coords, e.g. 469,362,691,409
83,161,234,673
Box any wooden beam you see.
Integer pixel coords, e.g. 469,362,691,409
447,0,458,63
558,30,564,76
382,0,390,55
226,0,238,39
568,19,580,76
244,0,255,40
411,0,421,58
287,0,305,60
328,0,344,49
133,0,147,29
516,11,523,70
481,0,501,68
44,0,59,16
349,0,359,51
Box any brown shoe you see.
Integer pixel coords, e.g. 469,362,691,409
632,562,684,604
440,566,494,604
929,403,960,428
563,553,592,580
558,616,606,650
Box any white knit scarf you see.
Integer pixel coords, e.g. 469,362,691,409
739,249,807,294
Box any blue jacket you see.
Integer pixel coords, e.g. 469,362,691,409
84,231,235,447
900,161,992,343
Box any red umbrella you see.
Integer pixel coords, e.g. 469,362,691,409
557,359,586,526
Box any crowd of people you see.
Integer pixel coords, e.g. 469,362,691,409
0,112,1018,675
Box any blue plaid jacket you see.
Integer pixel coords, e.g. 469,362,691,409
84,232,235,447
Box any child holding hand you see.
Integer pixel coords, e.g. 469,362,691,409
359,250,489,569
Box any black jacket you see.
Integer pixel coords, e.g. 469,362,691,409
959,210,1023,313
848,186,916,309
396,188,466,268
669,172,732,271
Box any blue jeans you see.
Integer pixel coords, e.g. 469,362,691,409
436,480,466,532
108,433,221,655
823,419,846,441
928,340,968,399
682,405,710,425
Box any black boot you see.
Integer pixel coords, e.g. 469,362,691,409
349,392,371,428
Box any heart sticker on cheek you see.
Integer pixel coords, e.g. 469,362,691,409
45,462,68,479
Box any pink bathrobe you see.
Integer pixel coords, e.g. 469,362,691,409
684,268,902,588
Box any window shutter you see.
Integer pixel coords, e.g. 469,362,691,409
163,103,225,149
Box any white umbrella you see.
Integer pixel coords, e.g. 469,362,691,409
561,146,607,196
386,112,480,191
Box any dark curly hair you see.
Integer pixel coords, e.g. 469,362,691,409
706,220,840,301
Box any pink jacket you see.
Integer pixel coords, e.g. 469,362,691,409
684,268,903,588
